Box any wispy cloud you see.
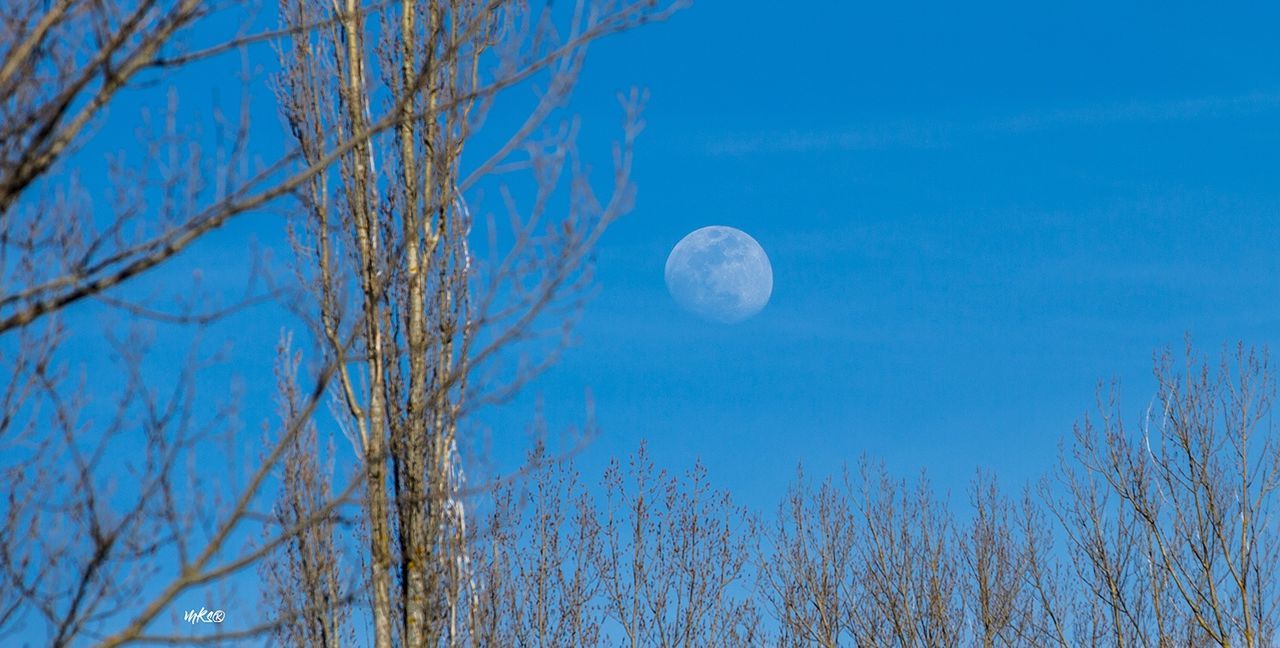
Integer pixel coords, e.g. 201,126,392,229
991,91,1280,132
703,124,945,155
702,91,1280,156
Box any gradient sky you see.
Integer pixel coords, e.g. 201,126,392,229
19,2,1280,642
49,0,1280,590
468,1,1280,508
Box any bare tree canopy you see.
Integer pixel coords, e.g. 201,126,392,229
3,2,1277,648
1,0,683,645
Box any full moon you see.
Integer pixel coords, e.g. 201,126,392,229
664,225,773,323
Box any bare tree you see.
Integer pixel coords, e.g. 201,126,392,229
1045,343,1280,647
1014,485,1079,647
0,0,385,335
763,464,1070,648
760,468,858,648
957,471,1041,647
474,441,603,647
843,461,962,647
2,0,683,645
0,2,433,642
261,332,354,648
273,0,682,645
594,444,760,647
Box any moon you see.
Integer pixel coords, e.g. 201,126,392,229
664,226,773,323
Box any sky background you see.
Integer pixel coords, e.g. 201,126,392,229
147,0,1280,503
485,0,1280,506
18,0,1280,641
34,2,1280,630
56,0,1279,504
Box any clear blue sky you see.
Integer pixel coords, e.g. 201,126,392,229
494,0,1280,505
66,0,1280,553
23,1,1280,641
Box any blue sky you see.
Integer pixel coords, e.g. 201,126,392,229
17,0,1280,640
56,0,1279,510
491,0,1280,505
31,4,1280,633
103,0,1280,506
